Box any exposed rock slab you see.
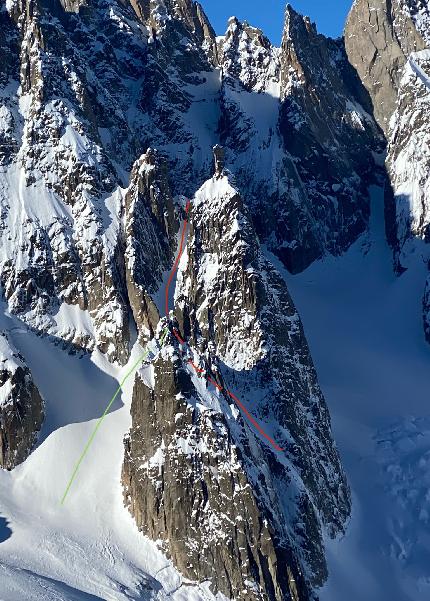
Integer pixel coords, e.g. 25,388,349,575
345,0,426,132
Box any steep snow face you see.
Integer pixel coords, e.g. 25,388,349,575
285,186,430,601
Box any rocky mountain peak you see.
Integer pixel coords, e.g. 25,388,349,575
217,13,278,91
127,0,218,63
283,3,317,42
57,0,86,12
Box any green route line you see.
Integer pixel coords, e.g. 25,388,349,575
60,327,169,505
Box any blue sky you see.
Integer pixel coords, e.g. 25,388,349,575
200,1,353,44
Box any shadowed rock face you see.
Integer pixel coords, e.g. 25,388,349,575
276,6,385,272
344,0,426,133
124,148,177,343
218,6,385,276
0,333,43,470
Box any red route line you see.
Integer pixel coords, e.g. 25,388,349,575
164,199,284,453
165,199,191,317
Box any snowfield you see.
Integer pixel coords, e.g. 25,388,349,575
0,304,227,600
282,187,430,601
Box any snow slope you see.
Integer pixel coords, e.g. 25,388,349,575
277,186,430,601
0,304,226,600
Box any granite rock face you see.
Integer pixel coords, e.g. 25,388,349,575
123,348,306,601
124,148,177,343
123,165,351,599
276,6,385,272
345,0,426,133
0,333,44,470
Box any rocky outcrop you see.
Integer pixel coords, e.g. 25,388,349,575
123,162,350,598
216,16,278,91
176,171,351,580
275,5,385,272
0,333,44,470
124,148,177,342
127,0,218,62
344,0,426,132
123,342,306,601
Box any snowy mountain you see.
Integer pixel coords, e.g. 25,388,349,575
0,0,429,600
